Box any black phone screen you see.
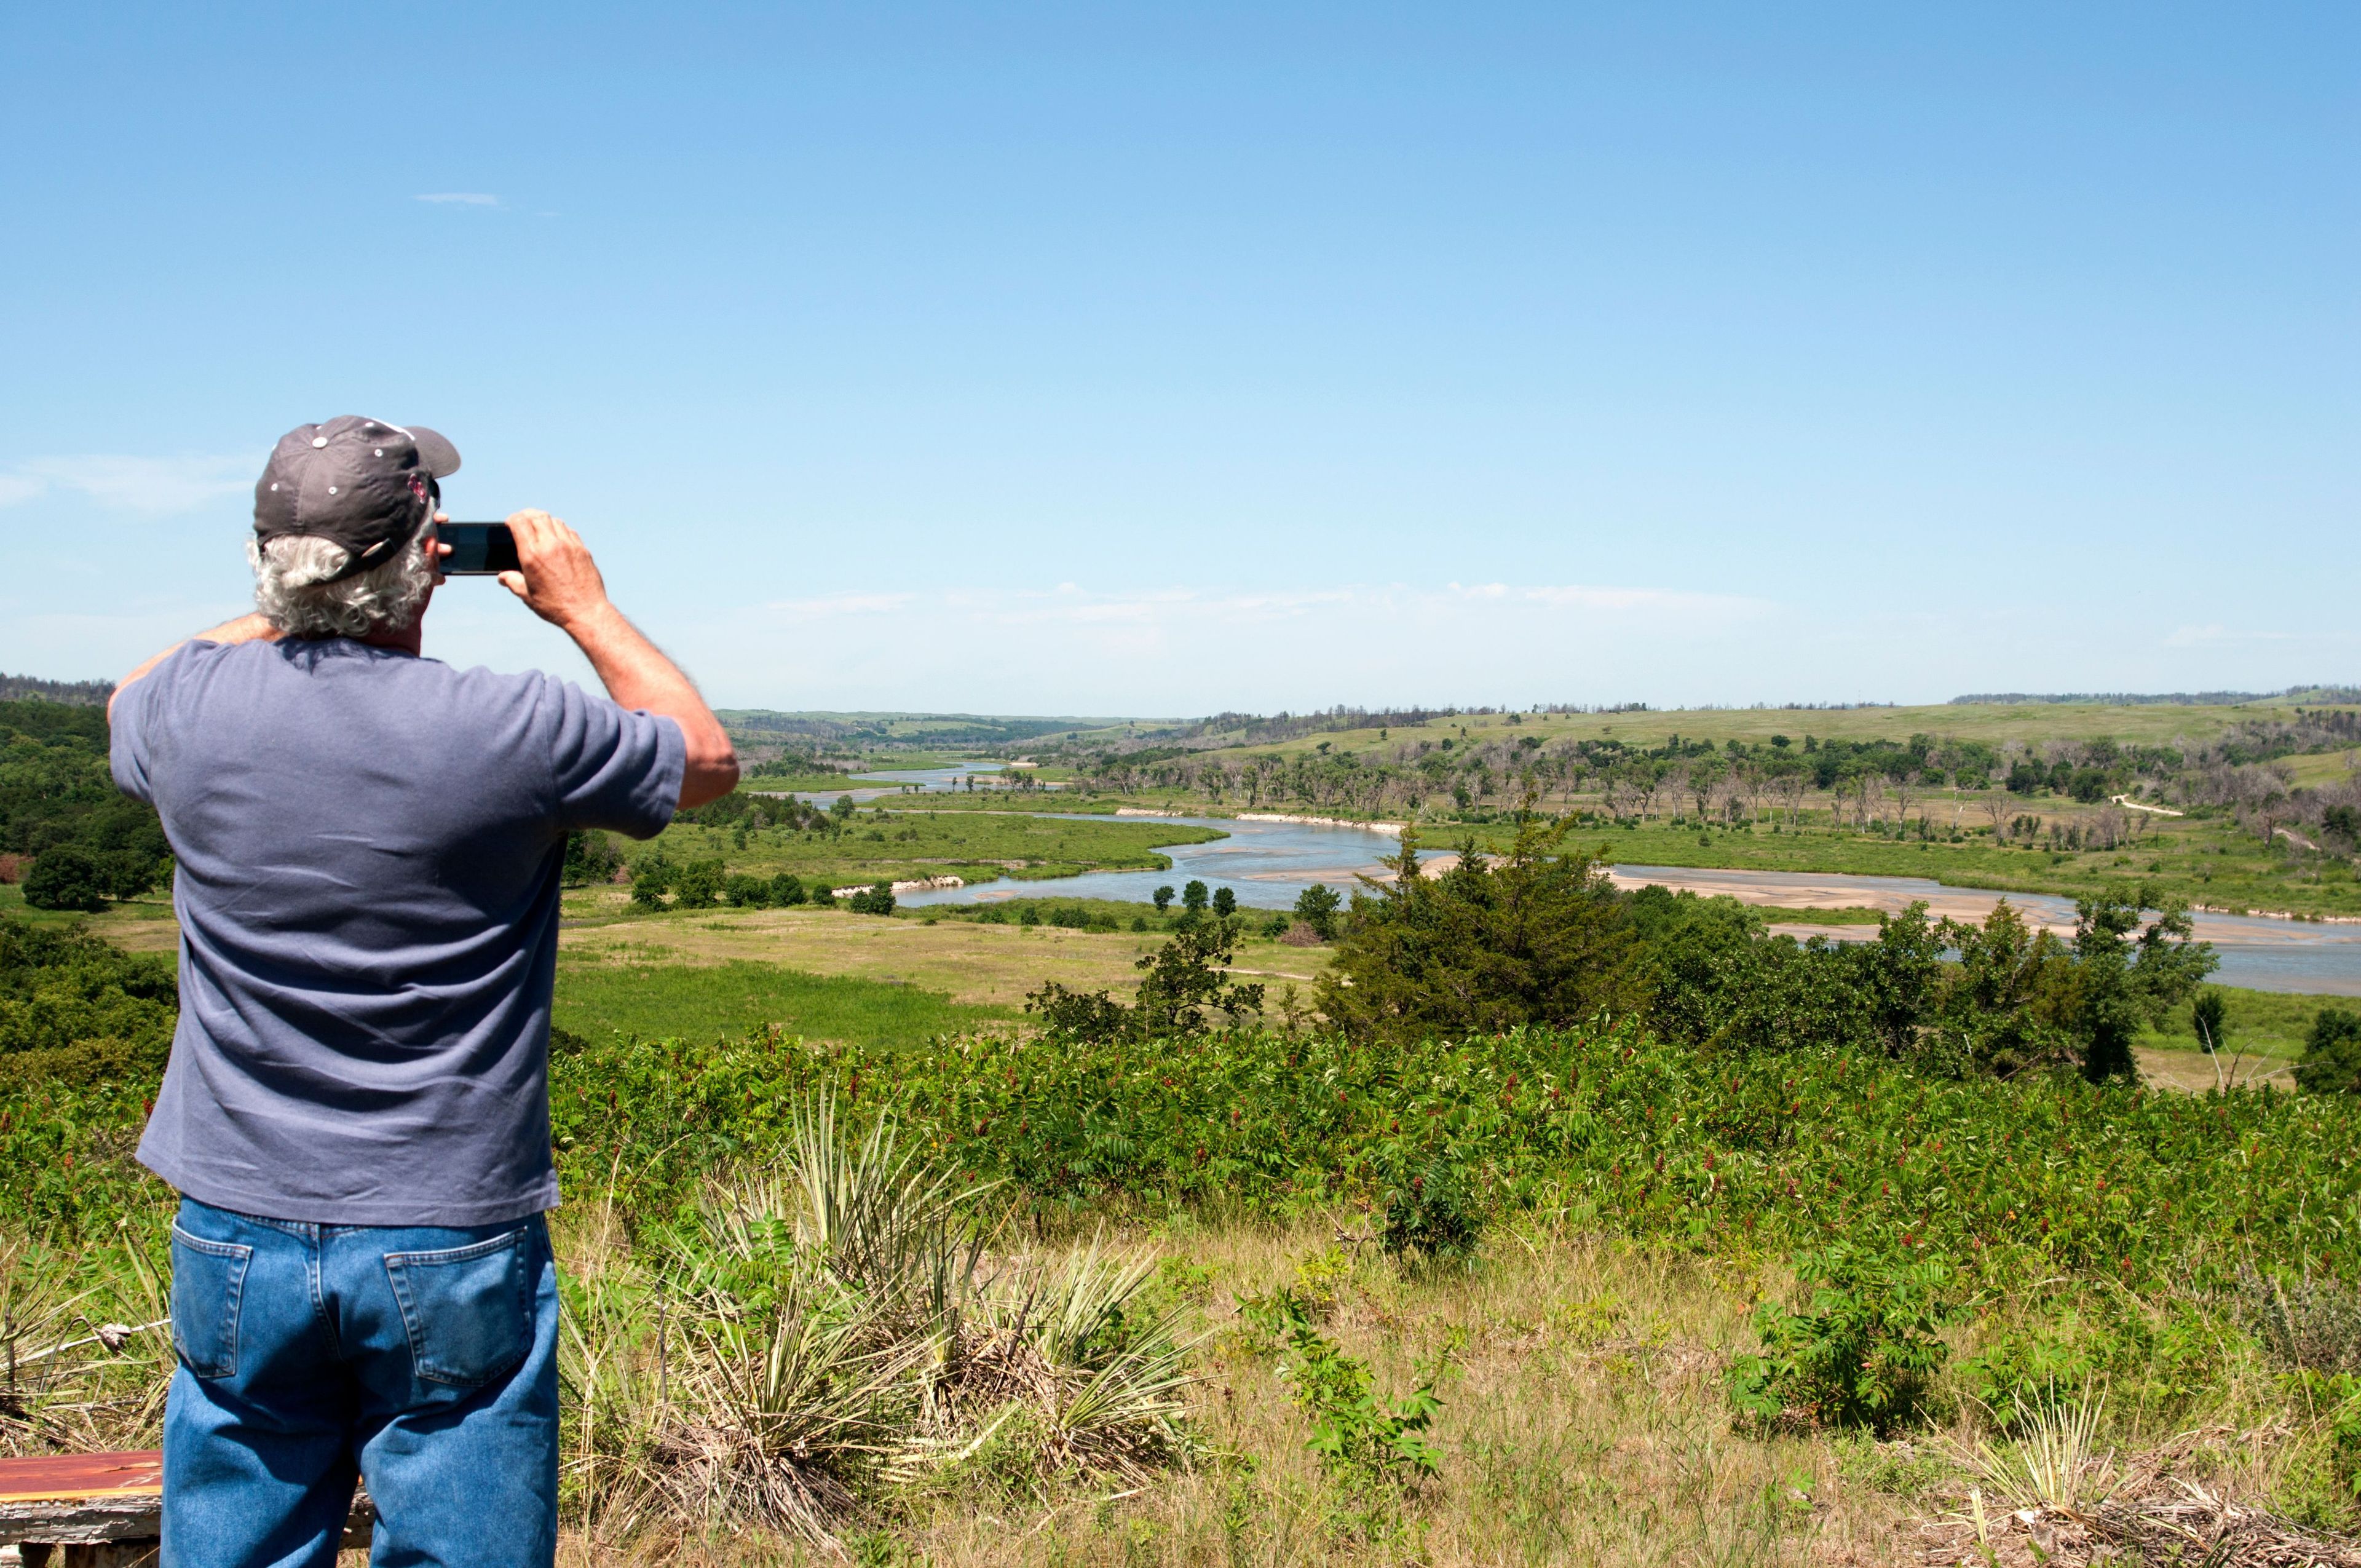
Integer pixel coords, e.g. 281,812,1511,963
438,523,520,576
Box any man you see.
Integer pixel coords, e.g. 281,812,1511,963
108,416,738,1566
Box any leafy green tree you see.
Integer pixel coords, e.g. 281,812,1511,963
1152,885,1175,913
2051,895,2215,1083
1027,917,1265,1044
830,794,856,822
628,876,669,912
848,881,896,916
2191,989,2229,1057
670,859,726,909
1211,886,1236,917
769,873,806,907
562,831,624,887
1293,884,1342,940
1182,880,1209,913
22,847,109,913
94,849,160,901
1920,901,2073,1076
1318,814,1642,1045
2296,1007,2361,1095
724,874,772,908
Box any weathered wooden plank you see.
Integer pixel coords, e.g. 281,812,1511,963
0,1454,159,1506
0,1452,370,1552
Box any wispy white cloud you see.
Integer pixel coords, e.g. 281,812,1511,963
0,456,253,515
414,192,499,206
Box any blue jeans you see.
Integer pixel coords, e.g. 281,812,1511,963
162,1198,559,1568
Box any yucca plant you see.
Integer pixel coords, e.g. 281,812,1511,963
1958,1385,2118,1517
780,1089,998,1324
943,1231,1194,1485
660,1253,926,1543
613,1094,1194,1544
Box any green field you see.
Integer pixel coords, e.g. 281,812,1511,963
603,804,1224,895
2137,983,2349,1061
1516,812,2361,921
553,954,1010,1047
1169,697,2349,761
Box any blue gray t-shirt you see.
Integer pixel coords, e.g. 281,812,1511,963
111,637,685,1225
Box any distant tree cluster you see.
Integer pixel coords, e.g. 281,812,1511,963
0,914,178,1087
0,700,172,911
1313,811,2218,1083
0,674,111,707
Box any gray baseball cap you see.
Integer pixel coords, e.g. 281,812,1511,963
253,416,462,582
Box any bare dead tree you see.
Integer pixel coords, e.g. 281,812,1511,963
1979,790,2014,840
1857,772,1886,830
1889,769,1923,831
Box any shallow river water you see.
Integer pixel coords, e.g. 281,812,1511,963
889,814,2361,996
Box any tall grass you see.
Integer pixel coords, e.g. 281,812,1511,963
558,1093,1190,1552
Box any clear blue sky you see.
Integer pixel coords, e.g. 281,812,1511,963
3,4,2352,715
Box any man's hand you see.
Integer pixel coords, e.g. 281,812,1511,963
494,509,738,810
497,510,610,632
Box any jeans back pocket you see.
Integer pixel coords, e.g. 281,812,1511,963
170,1227,253,1380
382,1229,531,1389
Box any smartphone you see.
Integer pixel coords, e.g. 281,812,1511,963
438,523,520,576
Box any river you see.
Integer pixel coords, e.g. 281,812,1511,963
889,812,2361,996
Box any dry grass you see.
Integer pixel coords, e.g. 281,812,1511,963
539,1202,2361,1567
558,908,1333,1009
554,1098,1196,1556
551,1214,1928,1566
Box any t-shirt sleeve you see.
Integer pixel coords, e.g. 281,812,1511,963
108,650,173,804
542,678,687,839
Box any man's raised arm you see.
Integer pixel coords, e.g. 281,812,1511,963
497,509,739,810
107,615,279,724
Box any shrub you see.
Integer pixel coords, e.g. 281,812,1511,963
724,874,772,908
1319,814,1640,1045
1026,921,1265,1045
21,848,109,913
1292,884,1342,940
1374,1137,1484,1263
1727,1245,1953,1435
2299,1008,2361,1095
671,860,726,909
561,831,624,887
770,873,807,907
1238,1286,1442,1495
2239,1269,2361,1371
847,882,896,917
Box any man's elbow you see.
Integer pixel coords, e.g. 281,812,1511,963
678,746,740,810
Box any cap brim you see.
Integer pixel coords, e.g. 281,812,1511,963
405,425,462,477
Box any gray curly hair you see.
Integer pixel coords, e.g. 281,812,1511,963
248,532,437,638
